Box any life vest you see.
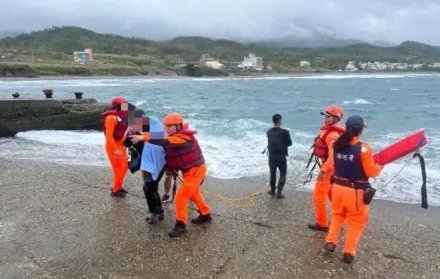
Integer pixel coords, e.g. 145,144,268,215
165,129,205,172
312,124,345,161
101,110,127,140
333,142,369,183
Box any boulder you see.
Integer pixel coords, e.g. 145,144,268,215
0,98,111,137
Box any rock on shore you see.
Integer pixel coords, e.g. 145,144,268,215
0,98,110,137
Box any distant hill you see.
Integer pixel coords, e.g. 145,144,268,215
0,31,22,39
1,26,440,71
254,34,368,48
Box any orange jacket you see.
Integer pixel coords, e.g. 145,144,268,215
320,130,341,174
166,133,191,146
353,137,383,178
104,115,122,150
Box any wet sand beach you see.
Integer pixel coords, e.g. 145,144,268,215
1,158,439,279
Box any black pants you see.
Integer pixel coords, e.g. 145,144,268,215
142,168,166,214
268,153,287,192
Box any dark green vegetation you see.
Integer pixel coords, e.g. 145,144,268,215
1,26,439,77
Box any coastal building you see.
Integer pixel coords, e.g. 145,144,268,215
299,61,311,67
199,54,214,66
412,64,424,69
205,60,224,69
73,48,93,63
345,61,358,71
238,53,263,71
358,61,423,71
428,63,440,68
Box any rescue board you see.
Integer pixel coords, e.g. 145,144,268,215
373,130,428,165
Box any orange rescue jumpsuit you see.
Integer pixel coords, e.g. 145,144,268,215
325,137,382,256
105,115,128,193
313,130,340,228
167,134,210,224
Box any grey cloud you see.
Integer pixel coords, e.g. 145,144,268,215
2,0,440,45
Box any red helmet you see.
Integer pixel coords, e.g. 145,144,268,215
111,96,127,107
321,105,343,120
163,112,184,125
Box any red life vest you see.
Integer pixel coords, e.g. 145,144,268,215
166,129,205,172
101,110,127,140
312,124,345,161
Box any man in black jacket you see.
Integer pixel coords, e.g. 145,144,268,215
266,114,292,198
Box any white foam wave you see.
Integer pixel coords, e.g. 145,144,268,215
343,98,372,105
15,130,104,146
390,88,400,91
191,78,228,81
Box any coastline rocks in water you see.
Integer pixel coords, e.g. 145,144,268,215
0,98,111,137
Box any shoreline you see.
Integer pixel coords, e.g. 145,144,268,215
1,157,439,278
1,154,434,208
1,70,439,81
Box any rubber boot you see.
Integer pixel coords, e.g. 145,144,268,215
191,213,212,225
307,223,329,232
168,221,187,237
343,253,355,264
324,243,336,252
111,190,126,198
267,189,275,196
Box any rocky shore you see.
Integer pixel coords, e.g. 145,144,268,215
0,98,109,137
1,158,439,279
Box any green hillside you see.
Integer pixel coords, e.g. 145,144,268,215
1,26,440,76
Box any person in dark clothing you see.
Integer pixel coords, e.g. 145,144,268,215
266,113,292,198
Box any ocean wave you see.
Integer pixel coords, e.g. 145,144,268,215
343,98,372,105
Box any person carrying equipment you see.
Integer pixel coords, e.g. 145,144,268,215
163,113,211,238
265,113,292,198
323,115,383,264
307,105,345,232
101,96,129,198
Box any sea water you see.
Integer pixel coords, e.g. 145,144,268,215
0,74,439,205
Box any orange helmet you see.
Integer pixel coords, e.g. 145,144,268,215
112,96,127,107
163,112,184,125
321,105,343,120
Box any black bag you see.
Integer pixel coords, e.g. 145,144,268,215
363,187,376,205
128,153,141,174
267,128,285,154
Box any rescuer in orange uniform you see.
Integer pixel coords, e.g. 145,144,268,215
161,122,190,203
162,112,211,238
308,105,345,232
323,115,383,263
101,97,129,197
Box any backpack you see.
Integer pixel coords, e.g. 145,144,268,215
267,128,285,154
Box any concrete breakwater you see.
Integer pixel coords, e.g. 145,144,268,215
0,97,110,137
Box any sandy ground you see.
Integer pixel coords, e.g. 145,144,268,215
1,158,439,279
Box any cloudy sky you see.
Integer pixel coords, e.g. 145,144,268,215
2,0,440,45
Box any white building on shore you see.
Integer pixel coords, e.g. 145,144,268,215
238,53,263,71
345,61,358,71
